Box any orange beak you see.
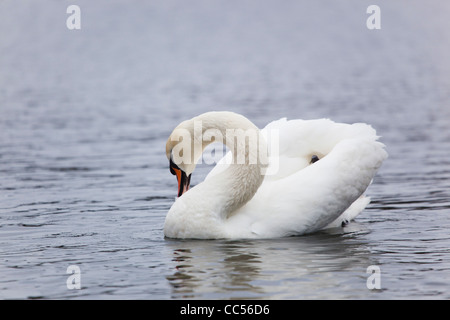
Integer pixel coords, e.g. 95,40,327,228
170,158,191,197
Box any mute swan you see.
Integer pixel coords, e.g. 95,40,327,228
164,111,387,239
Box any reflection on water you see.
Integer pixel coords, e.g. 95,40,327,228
165,225,376,299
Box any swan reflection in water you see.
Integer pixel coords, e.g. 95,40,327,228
166,243,264,299
165,224,379,299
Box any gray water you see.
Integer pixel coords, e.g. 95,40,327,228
1,0,450,299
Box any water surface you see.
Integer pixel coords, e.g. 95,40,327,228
1,0,450,299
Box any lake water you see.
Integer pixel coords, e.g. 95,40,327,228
1,0,450,299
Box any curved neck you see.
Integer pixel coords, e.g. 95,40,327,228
191,112,268,218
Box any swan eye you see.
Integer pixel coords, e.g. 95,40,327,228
310,155,319,164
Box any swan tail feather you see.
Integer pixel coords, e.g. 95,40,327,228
322,195,371,229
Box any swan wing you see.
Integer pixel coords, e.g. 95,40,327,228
224,119,387,238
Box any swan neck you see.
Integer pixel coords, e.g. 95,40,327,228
195,112,267,217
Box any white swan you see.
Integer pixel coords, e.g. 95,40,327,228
164,111,387,239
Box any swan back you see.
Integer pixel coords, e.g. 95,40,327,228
223,118,387,238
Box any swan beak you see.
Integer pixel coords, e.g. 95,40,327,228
170,159,191,197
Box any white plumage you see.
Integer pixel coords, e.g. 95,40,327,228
164,112,387,239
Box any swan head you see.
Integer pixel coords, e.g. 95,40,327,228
165,118,203,197
165,111,268,198
168,154,191,197
166,130,193,198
